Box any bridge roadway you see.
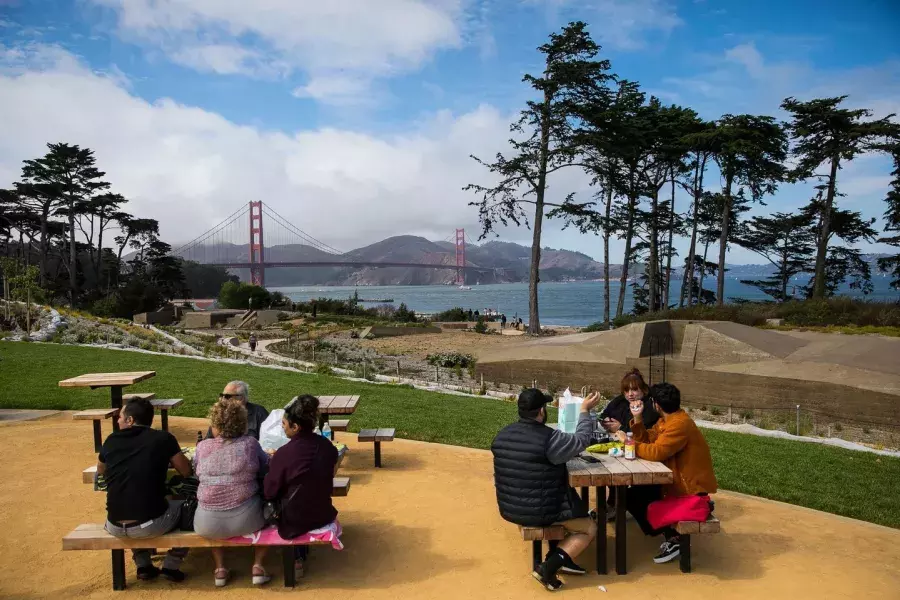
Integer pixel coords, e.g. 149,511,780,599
208,261,505,272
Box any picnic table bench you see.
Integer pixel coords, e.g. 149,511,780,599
316,395,360,430
674,515,721,572
149,398,183,431
63,524,334,589
74,399,181,451
357,428,395,467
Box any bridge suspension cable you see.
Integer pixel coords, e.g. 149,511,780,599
261,204,343,255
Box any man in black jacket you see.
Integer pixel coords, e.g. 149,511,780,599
491,388,601,591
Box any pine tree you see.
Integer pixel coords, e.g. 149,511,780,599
737,212,816,301
782,96,899,298
877,149,900,288
466,22,613,334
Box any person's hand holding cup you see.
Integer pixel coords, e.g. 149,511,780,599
629,397,644,422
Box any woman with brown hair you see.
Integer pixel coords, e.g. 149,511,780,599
264,395,339,580
599,367,660,434
194,398,271,587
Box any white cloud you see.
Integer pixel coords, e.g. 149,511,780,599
90,0,465,103
292,75,375,107
0,44,534,253
532,0,682,50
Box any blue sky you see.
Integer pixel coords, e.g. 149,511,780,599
1,0,899,264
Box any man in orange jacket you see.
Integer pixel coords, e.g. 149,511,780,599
614,382,717,564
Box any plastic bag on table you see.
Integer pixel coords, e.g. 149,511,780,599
259,409,289,453
557,388,584,434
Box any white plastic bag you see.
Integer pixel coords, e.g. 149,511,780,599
259,409,289,452
557,388,584,434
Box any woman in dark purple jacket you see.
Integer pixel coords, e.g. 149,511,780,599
264,395,338,579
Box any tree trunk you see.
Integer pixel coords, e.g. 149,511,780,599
699,239,711,303
68,202,77,305
616,192,637,318
38,205,50,287
681,162,702,307
716,174,734,306
603,185,612,326
812,156,840,299
664,175,676,308
528,90,552,335
648,188,659,313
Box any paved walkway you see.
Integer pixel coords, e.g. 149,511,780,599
1,415,898,599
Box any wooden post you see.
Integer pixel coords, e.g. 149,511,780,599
796,405,801,436
363,362,367,379
25,289,31,332
397,360,401,380
481,373,484,387
435,365,439,381
728,405,732,424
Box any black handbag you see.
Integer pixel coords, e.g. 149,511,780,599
179,497,198,531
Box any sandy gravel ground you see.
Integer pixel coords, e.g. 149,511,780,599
2,414,899,600
358,330,561,360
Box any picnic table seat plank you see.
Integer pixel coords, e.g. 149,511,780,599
329,419,350,431
674,515,720,573
357,428,395,467
149,398,182,409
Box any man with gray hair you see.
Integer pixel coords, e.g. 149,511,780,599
206,380,270,440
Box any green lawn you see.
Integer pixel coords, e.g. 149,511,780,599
2,342,898,529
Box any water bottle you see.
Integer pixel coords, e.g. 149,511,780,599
322,422,332,440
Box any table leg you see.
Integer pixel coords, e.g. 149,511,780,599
282,547,296,587
595,486,607,575
374,441,382,468
92,420,103,453
110,386,123,410
532,541,542,571
160,410,169,432
615,486,627,575
580,487,589,504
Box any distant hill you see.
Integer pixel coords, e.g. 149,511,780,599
173,236,637,286
724,254,891,278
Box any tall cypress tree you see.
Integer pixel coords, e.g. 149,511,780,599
782,96,899,298
737,211,816,301
878,149,900,288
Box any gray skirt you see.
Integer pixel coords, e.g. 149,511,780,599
194,495,266,540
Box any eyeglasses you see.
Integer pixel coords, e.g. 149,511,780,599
219,393,245,400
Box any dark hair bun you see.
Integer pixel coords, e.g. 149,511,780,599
285,394,319,430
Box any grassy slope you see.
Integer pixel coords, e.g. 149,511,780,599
1,342,898,528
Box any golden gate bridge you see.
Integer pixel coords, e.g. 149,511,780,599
172,201,496,287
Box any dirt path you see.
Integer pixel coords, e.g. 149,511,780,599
2,415,899,599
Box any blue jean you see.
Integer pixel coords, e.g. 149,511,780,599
105,500,188,570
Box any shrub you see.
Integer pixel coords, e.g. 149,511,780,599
426,352,475,368
582,321,611,332
710,406,722,416
474,317,488,334
432,307,469,322
314,363,334,376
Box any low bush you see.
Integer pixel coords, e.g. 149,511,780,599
426,352,475,368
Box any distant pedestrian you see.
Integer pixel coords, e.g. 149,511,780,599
311,302,317,318
248,334,258,353
501,314,507,329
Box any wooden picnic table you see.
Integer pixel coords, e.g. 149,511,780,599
59,372,156,410
316,395,361,430
567,453,673,576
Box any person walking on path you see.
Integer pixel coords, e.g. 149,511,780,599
491,388,603,591
248,334,258,353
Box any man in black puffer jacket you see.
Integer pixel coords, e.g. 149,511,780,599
492,388,601,591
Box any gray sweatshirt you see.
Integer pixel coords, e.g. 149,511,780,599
546,411,594,465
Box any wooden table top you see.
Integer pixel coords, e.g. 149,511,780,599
317,395,360,415
59,372,156,388
568,453,673,487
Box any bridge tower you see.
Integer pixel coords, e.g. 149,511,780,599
455,228,465,286
249,200,265,287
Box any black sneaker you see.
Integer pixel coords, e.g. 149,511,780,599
136,566,160,581
559,555,587,575
653,539,681,564
532,563,563,592
160,568,185,582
